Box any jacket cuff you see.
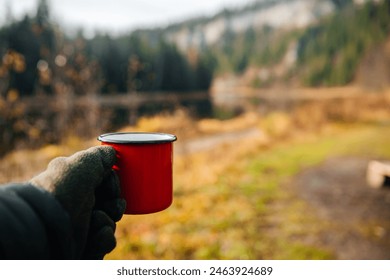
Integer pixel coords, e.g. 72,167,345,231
0,183,74,259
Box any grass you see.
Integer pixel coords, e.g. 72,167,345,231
233,124,390,259
107,122,390,260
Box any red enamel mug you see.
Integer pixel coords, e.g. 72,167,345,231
98,132,177,214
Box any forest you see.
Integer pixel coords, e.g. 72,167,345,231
0,2,215,97
205,0,390,87
1,0,389,97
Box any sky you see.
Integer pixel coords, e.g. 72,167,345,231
0,0,254,36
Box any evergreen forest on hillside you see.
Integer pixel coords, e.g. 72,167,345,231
0,0,215,97
298,1,390,86
0,0,389,98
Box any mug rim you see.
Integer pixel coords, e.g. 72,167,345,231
98,132,177,144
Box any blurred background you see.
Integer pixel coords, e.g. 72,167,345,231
1,0,390,259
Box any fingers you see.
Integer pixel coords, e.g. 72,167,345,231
95,170,126,222
93,145,117,173
47,156,67,170
31,146,117,193
83,226,117,259
101,199,126,222
90,210,116,231
66,146,117,178
83,210,118,259
29,146,120,259
53,145,117,194
97,170,121,198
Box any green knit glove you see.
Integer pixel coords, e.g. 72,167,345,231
30,146,126,259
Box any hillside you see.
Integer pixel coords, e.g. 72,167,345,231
1,0,388,97
148,0,389,88
163,0,336,51
158,0,390,87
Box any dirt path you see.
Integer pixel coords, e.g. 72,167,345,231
290,157,390,259
174,127,265,155
174,125,390,259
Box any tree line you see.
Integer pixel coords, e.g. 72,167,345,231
297,0,390,86
199,0,389,88
0,0,215,99
1,0,388,97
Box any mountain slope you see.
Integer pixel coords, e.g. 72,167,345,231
164,0,337,51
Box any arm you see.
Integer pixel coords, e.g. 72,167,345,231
0,184,73,259
0,146,125,260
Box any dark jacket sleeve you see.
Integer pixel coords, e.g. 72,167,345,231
0,183,74,259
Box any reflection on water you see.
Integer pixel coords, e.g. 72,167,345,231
0,91,214,156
